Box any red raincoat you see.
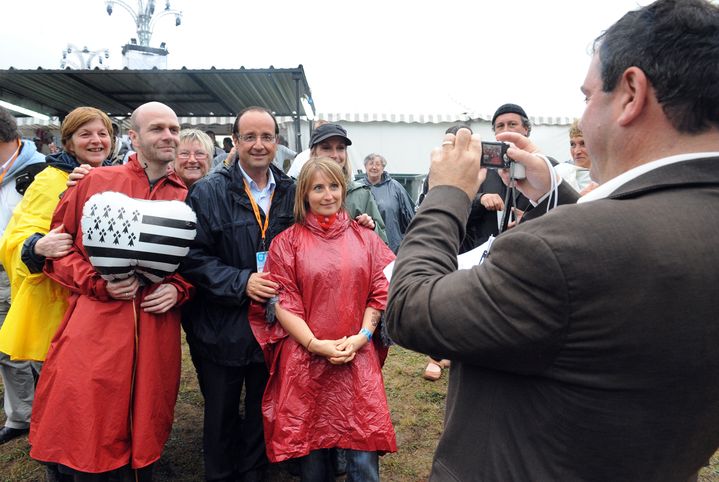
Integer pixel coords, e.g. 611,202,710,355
249,211,397,462
29,156,194,473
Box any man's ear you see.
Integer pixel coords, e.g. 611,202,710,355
616,66,649,127
128,129,138,150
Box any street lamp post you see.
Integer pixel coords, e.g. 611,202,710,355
61,44,110,69
105,0,182,47
105,1,183,69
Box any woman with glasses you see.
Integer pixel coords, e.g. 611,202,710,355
250,158,396,481
173,129,211,188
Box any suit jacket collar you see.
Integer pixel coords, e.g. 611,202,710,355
608,156,719,200
579,153,719,203
227,161,294,211
523,156,719,225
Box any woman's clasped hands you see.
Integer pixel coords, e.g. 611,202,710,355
307,334,369,365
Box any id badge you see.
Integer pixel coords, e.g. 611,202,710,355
256,251,268,273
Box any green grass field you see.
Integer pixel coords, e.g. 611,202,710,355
1,343,718,481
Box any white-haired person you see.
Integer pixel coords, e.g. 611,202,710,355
174,129,212,188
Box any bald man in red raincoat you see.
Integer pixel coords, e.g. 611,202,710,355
30,102,193,480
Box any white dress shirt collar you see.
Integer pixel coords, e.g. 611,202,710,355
578,152,719,203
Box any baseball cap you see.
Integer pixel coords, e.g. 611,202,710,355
309,123,352,147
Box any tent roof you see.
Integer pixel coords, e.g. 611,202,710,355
0,66,312,118
317,112,574,126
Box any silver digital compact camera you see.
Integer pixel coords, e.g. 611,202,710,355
480,141,526,179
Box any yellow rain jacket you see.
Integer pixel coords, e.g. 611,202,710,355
0,166,70,361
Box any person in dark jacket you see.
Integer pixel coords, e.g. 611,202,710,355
419,120,532,250
181,106,296,482
488,103,533,231
359,153,415,254
386,1,719,480
418,126,497,255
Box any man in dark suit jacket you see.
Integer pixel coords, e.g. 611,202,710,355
386,0,719,480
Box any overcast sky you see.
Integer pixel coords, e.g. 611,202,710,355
2,0,649,119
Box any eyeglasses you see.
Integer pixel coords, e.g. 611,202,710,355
177,151,209,161
237,134,277,144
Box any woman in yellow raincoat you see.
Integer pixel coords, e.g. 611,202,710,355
0,107,113,361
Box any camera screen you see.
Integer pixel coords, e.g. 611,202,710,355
481,142,506,168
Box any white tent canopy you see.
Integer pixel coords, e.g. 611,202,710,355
16,112,576,174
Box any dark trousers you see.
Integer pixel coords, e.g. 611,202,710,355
46,463,153,482
192,356,269,482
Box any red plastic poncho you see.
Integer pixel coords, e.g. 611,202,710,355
249,211,397,462
29,157,194,473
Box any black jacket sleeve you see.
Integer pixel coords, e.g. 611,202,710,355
180,183,252,306
21,233,46,274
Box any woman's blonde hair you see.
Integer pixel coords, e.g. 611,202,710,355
179,128,215,160
569,118,583,138
294,157,347,224
61,106,114,156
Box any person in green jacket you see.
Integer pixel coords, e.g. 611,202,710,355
308,124,388,244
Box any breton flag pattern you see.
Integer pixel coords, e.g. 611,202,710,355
81,191,197,284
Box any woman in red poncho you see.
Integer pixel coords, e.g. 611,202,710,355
250,158,396,481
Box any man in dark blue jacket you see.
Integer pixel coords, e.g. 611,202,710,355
181,106,296,482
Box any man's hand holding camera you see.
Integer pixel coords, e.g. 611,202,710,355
428,128,486,201
495,132,557,202
429,128,557,204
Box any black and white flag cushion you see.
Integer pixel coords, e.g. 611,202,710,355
81,191,197,284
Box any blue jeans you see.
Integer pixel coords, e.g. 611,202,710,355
345,450,379,482
299,449,379,482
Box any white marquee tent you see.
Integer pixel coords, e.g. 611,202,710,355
16,111,576,176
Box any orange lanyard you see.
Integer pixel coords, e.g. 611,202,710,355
0,139,22,186
243,180,275,249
